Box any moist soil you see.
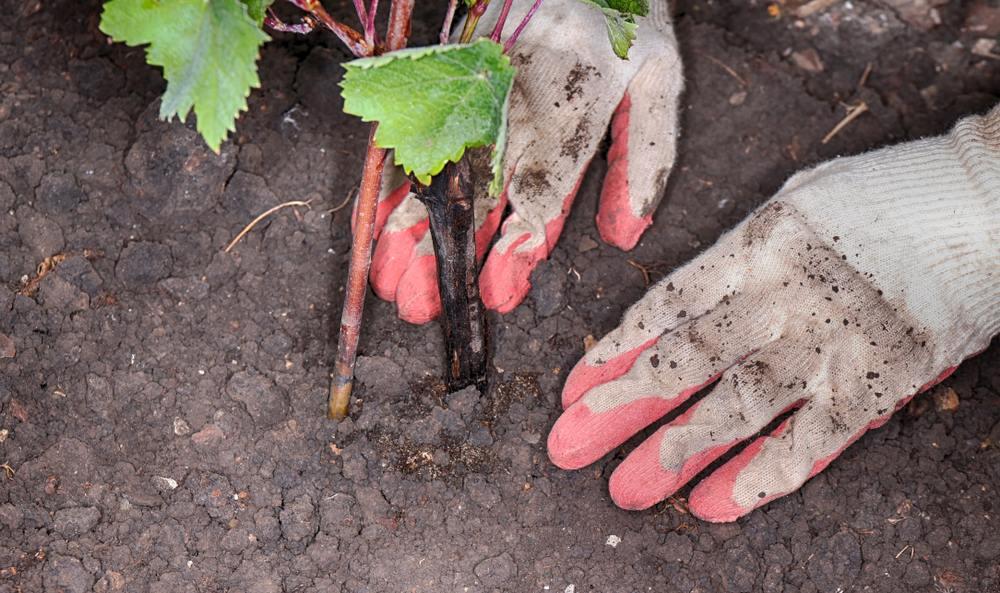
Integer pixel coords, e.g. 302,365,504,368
2,1,1000,592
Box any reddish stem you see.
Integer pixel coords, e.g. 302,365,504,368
328,128,386,419
328,0,413,419
503,0,543,52
386,0,414,51
288,0,370,57
490,0,515,42
367,0,380,47
351,0,368,29
440,0,459,44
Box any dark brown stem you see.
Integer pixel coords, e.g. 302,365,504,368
328,0,413,420
412,156,489,391
329,127,386,420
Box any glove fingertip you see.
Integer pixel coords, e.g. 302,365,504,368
609,439,676,511
395,254,441,324
547,396,677,471
480,235,541,313
687,417,794,523
596,187,654,251
596,92,656,251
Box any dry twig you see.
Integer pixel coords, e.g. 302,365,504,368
822,101,868,144
225,200,312,253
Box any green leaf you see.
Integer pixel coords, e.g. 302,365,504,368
340,40,516,192
241,0,274,25
100,0,269,152
577,0,646,59
602,0,648,16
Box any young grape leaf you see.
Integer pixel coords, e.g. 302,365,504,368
100,0,269,152
340,40,516,194
577,0,648,59
242,0,275,25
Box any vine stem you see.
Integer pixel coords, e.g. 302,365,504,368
459,0,490,43
490,0,515,42
440,0,459,44
328,127,385,420
328,0,414,420
503,0,543,52
366,0,380,47
288,0,370,57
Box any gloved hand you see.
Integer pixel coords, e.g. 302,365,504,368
548,105,1000,521
366,0,683,323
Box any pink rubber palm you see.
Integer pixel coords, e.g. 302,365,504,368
367,0,683,323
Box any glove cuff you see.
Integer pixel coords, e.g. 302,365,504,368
779,104,1000,365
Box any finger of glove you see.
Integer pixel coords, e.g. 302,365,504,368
480,172,582,313
370,196,432,304
597,46,683,251
478,4,652,313
607,341,814,510
393,230,440,324
561,218,763,408
686,366,931,523
547,293,781,471
685,396,862,523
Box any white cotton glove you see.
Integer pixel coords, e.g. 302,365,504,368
364,0,683,323
548,104,1000,521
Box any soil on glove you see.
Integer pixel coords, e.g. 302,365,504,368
2,1,999,592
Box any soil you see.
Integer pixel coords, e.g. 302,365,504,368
2,1,999,592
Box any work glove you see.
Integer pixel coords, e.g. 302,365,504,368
548,105,1000,521
366,0,683,323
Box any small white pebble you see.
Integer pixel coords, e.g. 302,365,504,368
153,476,178,490
606,535,621,548
565,586,575,593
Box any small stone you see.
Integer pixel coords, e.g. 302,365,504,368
972,38,999,58
191,424,224,446
577,235,599,252
153,476,179,491
173,417,191,436
605,535,622,548
583,335,598,352
729,91,748,106
934,387,959,412
791,48,824,72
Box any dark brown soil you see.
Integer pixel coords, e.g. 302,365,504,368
2,1,999,592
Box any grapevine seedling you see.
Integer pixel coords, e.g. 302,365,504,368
99,0,648,419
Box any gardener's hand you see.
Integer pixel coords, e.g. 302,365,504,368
366,0,682,323
548,106,1000,521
